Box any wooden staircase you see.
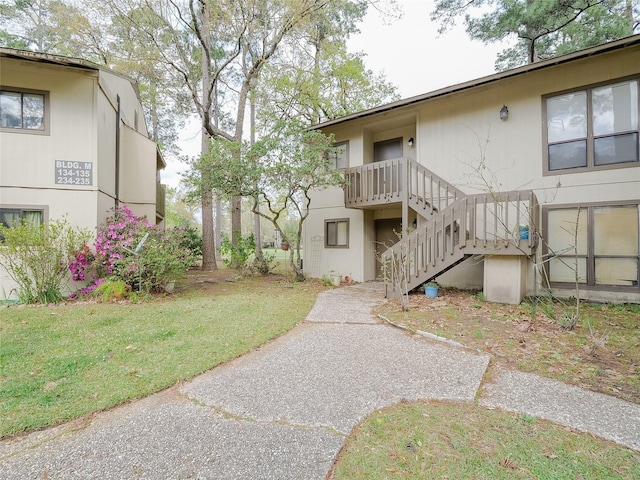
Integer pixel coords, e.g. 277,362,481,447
343,158,539,296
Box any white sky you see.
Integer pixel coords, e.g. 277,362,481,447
348,0,507,97
165,0,508,188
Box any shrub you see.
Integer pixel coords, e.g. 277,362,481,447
93,279,130,302
68,245,95,281
73,278,105,298
219,233,256,271
179,224,202,258
81,206,195,294
131,227,195,292
0,218,91,303
251,251,276,275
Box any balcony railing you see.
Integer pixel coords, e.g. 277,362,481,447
344,158,465,214
156,183,166,220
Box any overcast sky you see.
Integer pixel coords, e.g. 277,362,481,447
166,0,508,187
347,0,507,97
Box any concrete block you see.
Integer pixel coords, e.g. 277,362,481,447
484,256,527,304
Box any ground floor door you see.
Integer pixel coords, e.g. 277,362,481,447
375,218,402,278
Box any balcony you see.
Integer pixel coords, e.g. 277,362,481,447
343,157,465,215
156,182,166,221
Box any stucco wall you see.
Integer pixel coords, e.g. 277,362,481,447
96,82,117,201
0,56,160,300
417,51,640,206
119,124,157,209
1,58,98,191
303,206,366,280
0,188,99,299
99,72,148,137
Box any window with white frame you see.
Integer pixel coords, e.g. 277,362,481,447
544,202,639,289
0,88,48,134
544,78,639,174
325,218,349,248
328,141,349,169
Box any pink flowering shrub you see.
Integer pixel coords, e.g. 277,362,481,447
72,205,195,295
68,245,95,281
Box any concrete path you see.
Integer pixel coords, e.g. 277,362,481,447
1,283,638,479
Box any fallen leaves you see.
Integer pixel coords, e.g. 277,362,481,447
377,289,640,404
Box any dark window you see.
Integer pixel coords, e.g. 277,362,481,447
325,218,349,248
0,88,48,133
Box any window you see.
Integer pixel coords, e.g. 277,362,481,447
544,203,639,289
329,141,349,169
0,88,49,134
0,208,44,228
325,218,349,248
544,78,639,174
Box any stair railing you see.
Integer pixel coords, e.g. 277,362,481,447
382,190,539,295
406,159,465,215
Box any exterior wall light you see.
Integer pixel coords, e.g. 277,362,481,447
407,137,415,147
500,105,509,121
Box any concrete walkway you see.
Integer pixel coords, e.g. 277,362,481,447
1,283,638,479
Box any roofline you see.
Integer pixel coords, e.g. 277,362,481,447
0,47,138,85
311,34,640,130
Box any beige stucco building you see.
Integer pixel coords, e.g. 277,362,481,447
0,49,165,299
305,35,640,304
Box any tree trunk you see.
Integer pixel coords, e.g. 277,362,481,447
229,67,252,247
231,195,242,247
215,196,222,261
625,0,634,30
250,91,263,257
201,186,217,271
199,0,216,271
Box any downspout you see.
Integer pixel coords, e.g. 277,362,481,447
115,95,121,207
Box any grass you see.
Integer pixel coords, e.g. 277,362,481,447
0,274,319,438
331,402,640,479
3,274,639,477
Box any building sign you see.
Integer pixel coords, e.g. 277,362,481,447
55,160,93,186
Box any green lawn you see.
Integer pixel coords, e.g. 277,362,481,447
3,275,639,479
332,402,640,479
0,275,319,438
